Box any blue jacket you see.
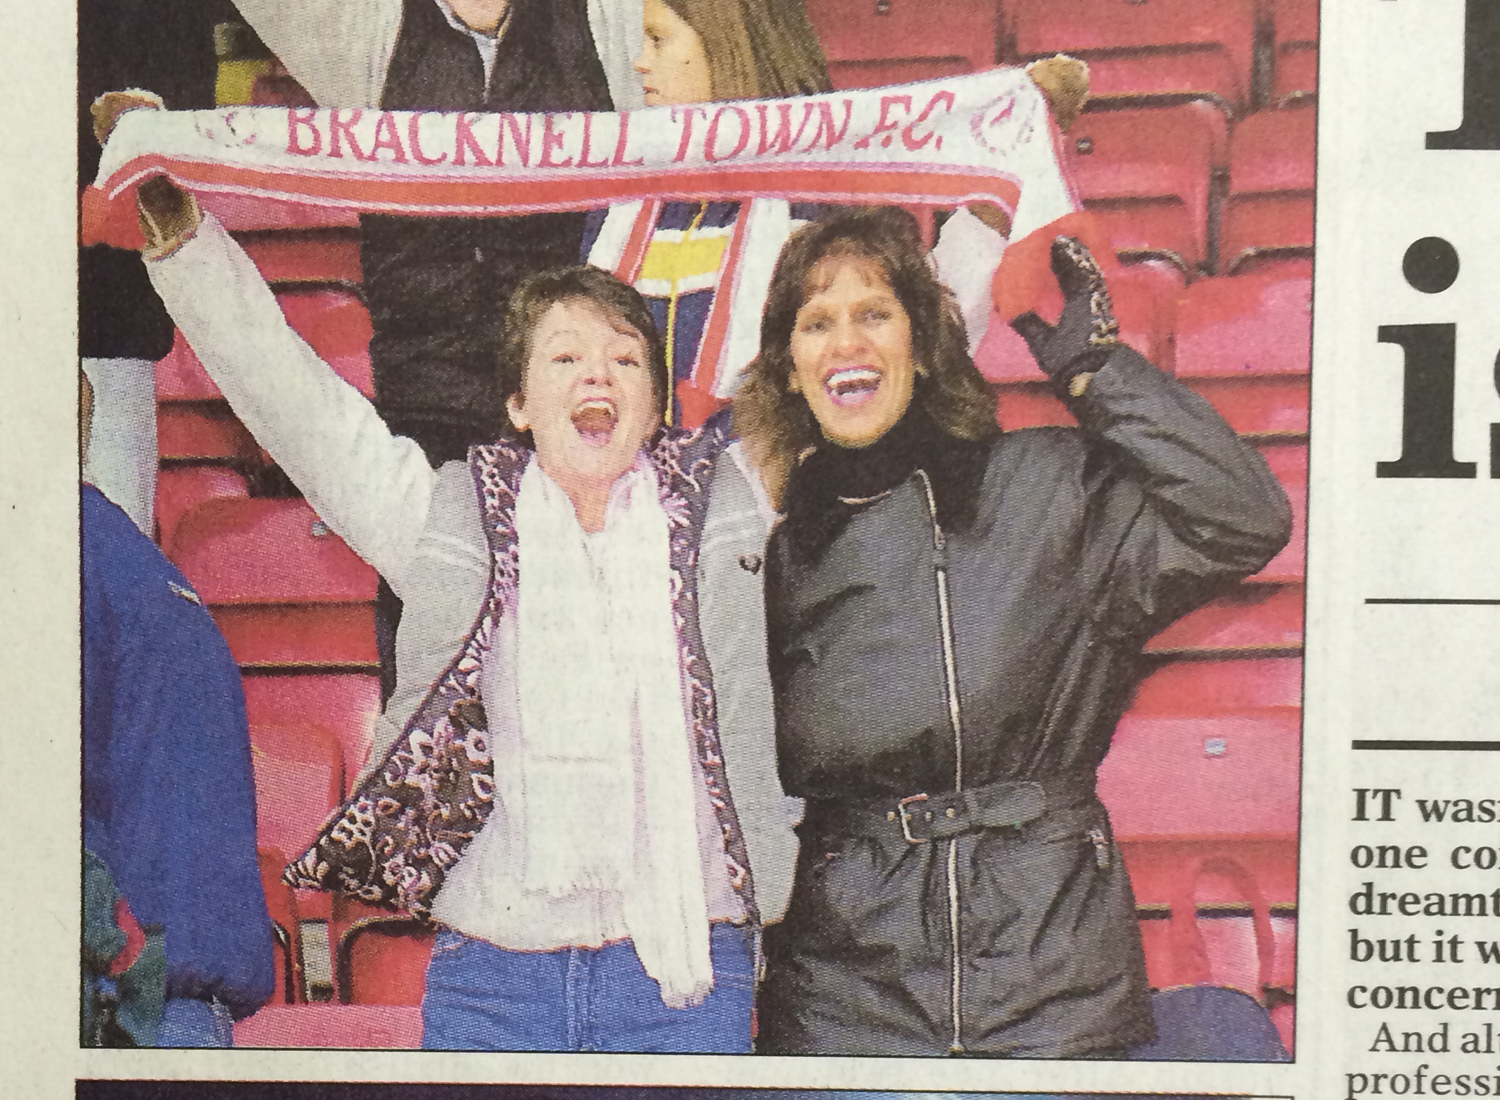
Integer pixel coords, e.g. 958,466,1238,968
82,485,274,1019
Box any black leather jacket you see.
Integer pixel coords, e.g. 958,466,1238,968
757,345,1293,1056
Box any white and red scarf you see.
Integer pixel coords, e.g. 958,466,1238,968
91,68,1093,323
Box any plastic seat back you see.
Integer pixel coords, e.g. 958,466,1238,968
233,1004,423,1048
1251,442,1306,583
239,230,363,286
1067,104,1223,265
1130,655,1303,714
154,465,248,554
1099,712,1301,838
1173,272,1313,379
250,722,345,860
170,497,377,605
1012,0,1257,106
337,917,435,1005
242,673,382,793
804,0,998,89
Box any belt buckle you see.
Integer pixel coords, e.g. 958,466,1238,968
897,793,930,844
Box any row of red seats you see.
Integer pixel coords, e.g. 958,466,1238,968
806,0,1318,109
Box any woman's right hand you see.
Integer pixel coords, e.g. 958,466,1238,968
90,90,202,259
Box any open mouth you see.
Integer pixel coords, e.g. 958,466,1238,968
822,366,882,408
571,397,619,446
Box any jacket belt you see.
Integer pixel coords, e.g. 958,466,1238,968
802,771,1097,844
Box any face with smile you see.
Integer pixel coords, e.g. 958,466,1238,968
788,256,918,449
636,0,714,106
506,299,660,517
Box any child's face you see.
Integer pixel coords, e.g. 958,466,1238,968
506,299,660,498
636,0,713,106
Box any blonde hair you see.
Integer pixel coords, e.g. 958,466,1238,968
661,0,831,100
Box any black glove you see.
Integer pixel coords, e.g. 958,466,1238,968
1011,235,1120,395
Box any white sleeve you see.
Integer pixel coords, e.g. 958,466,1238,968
146,214,438,596
930,206,1010,353
230,0,403,107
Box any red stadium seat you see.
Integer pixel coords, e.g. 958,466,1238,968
1270,998,1296,1056
1182,375,1309,437
233,1004,422,1048
155,402,260,464
1251,442,1306,583
250,722,345,864
1130,656,1303,713
156,288,373,401
1221,108,1316,268
170,497,378,605
215,603,379,669
238,229,363,286
1066,104,1225,267
993,381,1074,430
1099,712,1300,838
1173,272,1312,379
1011,0,1258,108
1272,0,1319,97
259,847,305,1004
241,673,382,791
803,0,998,90
1122,838,1298,906
337,917,435,1005
1146,583,1304,654
154,464,248,553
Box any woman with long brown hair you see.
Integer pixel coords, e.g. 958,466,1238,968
738,207,1293,1056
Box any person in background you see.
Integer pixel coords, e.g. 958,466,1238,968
225,0,636,701
79,0,239,532
81,372,275,1047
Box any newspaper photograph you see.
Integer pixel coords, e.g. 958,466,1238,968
0,0,1496,1096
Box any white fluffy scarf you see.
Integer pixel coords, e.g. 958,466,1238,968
513,456,713,1007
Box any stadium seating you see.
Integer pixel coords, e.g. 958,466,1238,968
1131,656,1303,713
1099,712,1300,838
240,673,382,792
156,288,374,402
259,847,304,1003
1010,0,1258,108
1253,442,1308,583
1066,103,1225,268
803,0,999,90
155,402,260,465
1272,0,1319,99
336,917,435,1005
1174,272,1312,379
154,464,247,553
233,1004,422,1048
250,722,345,860
1221,107,1316,270
1146,583,1304,654
238,229,363,286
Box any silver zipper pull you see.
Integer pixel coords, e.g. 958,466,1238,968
1087,827,1110,869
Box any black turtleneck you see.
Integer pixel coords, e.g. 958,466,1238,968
781,406,994,562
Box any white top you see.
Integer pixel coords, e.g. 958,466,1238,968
148,214,742,950
230,0,644,109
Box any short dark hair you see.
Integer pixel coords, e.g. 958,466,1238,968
497,265,670,441
734,206,1000,499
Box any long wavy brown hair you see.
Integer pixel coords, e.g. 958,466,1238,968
661,0,832,100
734,206,1001,504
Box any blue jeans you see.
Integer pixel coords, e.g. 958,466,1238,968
156,996,234,1048
420,923,755,1052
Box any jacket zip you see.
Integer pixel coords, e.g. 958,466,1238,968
915,469,966,1054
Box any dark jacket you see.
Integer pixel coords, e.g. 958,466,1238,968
756,347,1293,1056
79,0,234,360
363,0,613,461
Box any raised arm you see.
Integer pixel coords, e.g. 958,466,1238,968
139,181,439,595
230,0,403,107
1014,237,1294,637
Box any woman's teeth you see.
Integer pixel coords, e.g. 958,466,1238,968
824,367,882,406
571,399,618,445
